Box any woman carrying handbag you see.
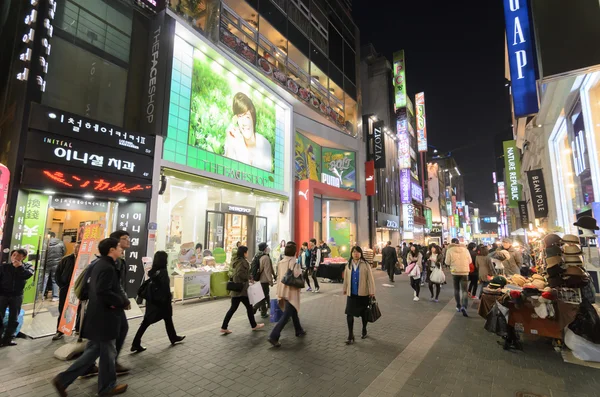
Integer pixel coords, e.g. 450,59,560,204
343,246,376,344
268,242,306,347
131,251,185,352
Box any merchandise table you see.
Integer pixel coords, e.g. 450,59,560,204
316,264,345,281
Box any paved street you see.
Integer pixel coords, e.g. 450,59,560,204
1,270,599,397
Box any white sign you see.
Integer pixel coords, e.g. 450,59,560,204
403,204,414,232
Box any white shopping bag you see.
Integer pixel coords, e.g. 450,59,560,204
248,282,265,306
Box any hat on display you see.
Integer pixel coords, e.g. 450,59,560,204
547,275,564,288
546,255,563,267
531,279,546,290
561,234,581,244
258,242,268,252
541,291,556,300
545,246,562,258
546,264,564,278
489,275,508,289
532,274,545,281
564,266,587,277
573,215,600,231
564,255,584,264
510,290,522,300
563,245,583,255
543,234,562,248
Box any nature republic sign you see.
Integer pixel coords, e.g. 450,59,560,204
503,140,522,208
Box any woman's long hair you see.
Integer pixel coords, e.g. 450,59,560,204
236,246,248,259
348,246,366,268
150,251,168,276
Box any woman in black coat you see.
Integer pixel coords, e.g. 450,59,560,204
131,251,185,352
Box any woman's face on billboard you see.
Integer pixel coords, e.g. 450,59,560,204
236,110,254,140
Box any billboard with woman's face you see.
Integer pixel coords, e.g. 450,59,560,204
189,49,276,172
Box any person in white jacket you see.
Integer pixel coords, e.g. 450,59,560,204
444,238,471,317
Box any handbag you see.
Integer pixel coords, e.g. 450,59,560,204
226,278,244,292
430,266,446,284
367,297,381,323
281,261,305,288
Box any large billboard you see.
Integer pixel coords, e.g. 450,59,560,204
166,33,286,190
393,50,407,110
294,133,321,182
415,92,427,152
322,148,356,191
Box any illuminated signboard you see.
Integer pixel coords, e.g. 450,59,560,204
29,103,155,156
415,92,427,152
393,50,407,109
503,0,538,118
503,140,522,208
411,182,423,203
21,163,153,199
321,148,356,191
402,203,414,232
25,131,153,180
166,33,285,190
397,110,411,169
400,169,411,204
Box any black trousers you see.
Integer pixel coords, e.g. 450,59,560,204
57,288,69,331
428,283,441,299
304,268,319,289
410,277,421,297
132,316,177,346
0,295,23,343
221,297,257,329
468,274,479,296
347,312,368,337
387,263,396,281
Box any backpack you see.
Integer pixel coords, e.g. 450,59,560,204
73,258,100,300
250,252,266,281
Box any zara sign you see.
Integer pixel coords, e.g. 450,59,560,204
503,0,538,118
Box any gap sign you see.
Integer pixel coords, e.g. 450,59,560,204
503,0,538,118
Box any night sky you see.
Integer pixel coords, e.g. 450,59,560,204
353,0,511,214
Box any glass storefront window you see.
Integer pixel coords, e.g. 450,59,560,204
344,95,357,135
581,72,600,204
156,173,284,271
567,101,594,207
321,199,356,259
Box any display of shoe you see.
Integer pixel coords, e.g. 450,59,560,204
51,376,67,397
130,345,147,353
79,365,99,379
252,323,265,331
52,332,64,341
413,296,420,302
115,362,130,375
171,335,186,345
99,384,128,396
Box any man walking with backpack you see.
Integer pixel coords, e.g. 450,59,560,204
252,243,274,319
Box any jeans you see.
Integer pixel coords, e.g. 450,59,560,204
133,316,177,346
43,266,59,299
253,283,270,316
0,295,23,343
221,296,257,329
452,275,469,309
56,339,117,395
116,311,128,358
269,300,303,341
410,277,420,297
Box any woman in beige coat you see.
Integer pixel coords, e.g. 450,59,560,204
343,246,376,344
268,242,306,347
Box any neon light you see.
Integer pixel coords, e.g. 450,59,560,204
41,170,151,194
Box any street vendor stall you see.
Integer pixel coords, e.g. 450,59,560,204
480,231,600,359
317,257,347,282
172,252,231,300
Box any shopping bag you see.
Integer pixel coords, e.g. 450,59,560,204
367,297,381,323
430,267,446,284
269,299,283,323
247,282,265,306
2,308,24,337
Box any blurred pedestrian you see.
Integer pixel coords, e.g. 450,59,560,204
307,239,320,292
426,245,443,302
53,242,80,341
131,251,185,352
220,246,265,334
253,243,275,319
467,242,478,299
268,242,306,347
45,231,65,301
381,241,399,282
343,246,375,344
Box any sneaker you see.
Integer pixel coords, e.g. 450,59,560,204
52,332,64,341
306,287,312,292
430,297,435,302
413,291,417,298
99,384,128,396
314,288,320,293
79,365,99,379
434,299,439,303
413,296,420,302
115,362,130,375
456,307,461,312
461,307,469,317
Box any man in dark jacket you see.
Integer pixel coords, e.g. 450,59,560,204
308,239,320,292
52,238,129,397
0,249,33,347
45,231,66,301
401,242,409,267
53,241,80,341
382,241,399,282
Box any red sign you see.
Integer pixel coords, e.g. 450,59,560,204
58,223,104,336
365,161,375,196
